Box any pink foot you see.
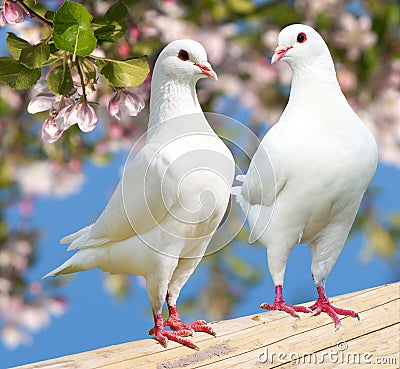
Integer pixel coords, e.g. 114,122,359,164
165,304,216,337
149,313,199,350
260,285,312,318
309,286,360,329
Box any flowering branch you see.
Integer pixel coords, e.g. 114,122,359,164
12,0,52,29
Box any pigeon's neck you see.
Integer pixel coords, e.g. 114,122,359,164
288,57,344,108
147,74,203,140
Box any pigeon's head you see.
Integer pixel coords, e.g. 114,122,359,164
155,39,217,82
271,24,331,68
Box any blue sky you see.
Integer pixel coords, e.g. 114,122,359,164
2,149,398,369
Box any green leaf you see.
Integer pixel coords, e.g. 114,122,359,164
0,57,41,90
52,1,96,56
105,1,128,21
6,33,31,60
48,63,73,96
92,18,127,43
19,40,50,69
24,0,51,19
96,57,149,87
42,55,60,67
92,1,128,43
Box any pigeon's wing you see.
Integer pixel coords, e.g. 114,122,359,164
240,128,287,243
241,130,286,207
67,143,178,250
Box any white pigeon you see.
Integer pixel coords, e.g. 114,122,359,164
233,24,378,328
44,39,235,349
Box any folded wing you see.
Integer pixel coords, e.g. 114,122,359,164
66,143,178,251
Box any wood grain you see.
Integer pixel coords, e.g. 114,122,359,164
11,282,399,369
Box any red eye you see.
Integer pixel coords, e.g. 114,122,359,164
178,49,189,61
297,32,307,43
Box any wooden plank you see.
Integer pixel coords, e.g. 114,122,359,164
11,282,399,369
158,292,399,369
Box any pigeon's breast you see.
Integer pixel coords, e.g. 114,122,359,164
157,134,234,237
271,113,377,241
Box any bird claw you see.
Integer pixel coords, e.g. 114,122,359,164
165,317,216,337
175,328,194,337
260,301,311,319
309,298,359,329
188,322,216,336
260,285,311,319
150,326,199,350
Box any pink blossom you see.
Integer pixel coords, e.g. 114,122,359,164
55,100,97,132
18,305,50,332
0,86,22,109
118,41,131,58
55,103,77,130
1,324,31,349
262,29,280,51
108,91,121,117
42,117,63,143
0,277,11,294
3,1,24,24
129,27,140,41
76,101,97,132
68,159,82,172
337,66,357,92
109,124,124,139
333,14,378,61
108,88,145,120
0,10,7,27
27,93,57,114
295,0,342,19
12,161,85,198
28,281,43,295
19,197,34,219
46,297,67,316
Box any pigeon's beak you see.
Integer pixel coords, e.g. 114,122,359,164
271,45,293,64
196,62,218,80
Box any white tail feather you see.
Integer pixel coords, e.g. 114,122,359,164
60,224,93,244
42,247,107,279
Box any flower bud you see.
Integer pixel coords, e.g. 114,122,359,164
27,93,56,114
4,1,24,24
108,90,121,120
123,89,145,117
42,117,63,143
76,101,97,132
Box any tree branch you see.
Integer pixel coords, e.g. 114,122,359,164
13,0,53,30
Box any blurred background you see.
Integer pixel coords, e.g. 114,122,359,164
0,0,399,368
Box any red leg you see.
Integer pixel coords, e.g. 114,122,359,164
148,312,199,350
309,286,359,329
165,304,216,337
260,285,312,318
